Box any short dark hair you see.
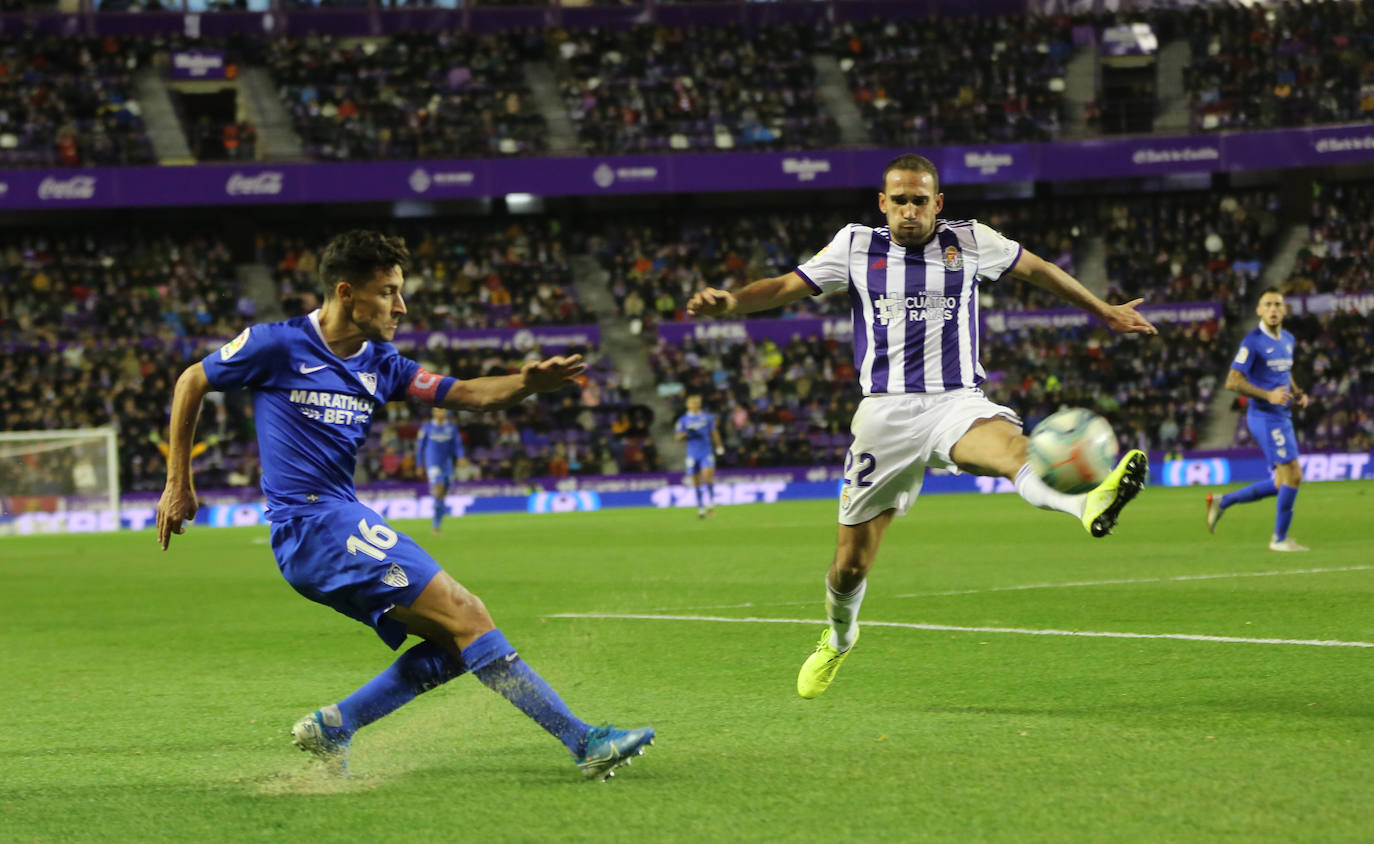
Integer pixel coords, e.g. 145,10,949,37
882,154,940,193
1259,286,1283,298
319,230,410,300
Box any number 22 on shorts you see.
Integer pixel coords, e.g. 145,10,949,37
844,450,877,487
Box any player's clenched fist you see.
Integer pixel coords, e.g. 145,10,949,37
686,288,736,318
521,354,587,392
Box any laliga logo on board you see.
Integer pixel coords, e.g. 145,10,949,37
225,171,284,196
964,151,1014,175
38,176,96,200
781,157,831,182
409,168,432,193
0,182,8,196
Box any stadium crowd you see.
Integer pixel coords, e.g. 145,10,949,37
1283,180,1374,295
262,219,593,331
1100,189,1278,320
264,31,547,160
548,23,839,155
0,34,155,167
836,14,1075,146
1182,0,1374,132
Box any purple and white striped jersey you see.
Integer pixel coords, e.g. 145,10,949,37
795,220,1022,395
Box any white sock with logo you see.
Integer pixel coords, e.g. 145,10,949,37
1014,463,1085,517
826,578,867,653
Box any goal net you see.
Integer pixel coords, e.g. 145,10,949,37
0,428,121,534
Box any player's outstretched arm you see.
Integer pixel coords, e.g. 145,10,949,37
156,362,211,550
686,272,813,319
440,354,587,412
1008,249,1158,335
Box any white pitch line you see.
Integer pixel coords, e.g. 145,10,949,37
646,565,1374,612
547,612,1374,649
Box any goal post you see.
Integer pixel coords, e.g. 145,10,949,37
0,427,122,534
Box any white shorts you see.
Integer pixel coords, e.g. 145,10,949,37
838,388,1021,526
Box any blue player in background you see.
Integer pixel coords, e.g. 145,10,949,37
1207,287,1310,551
155,230,654,780
417,407,464,534
674,393,723,518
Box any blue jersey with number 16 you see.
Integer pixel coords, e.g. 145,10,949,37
200,310,425,521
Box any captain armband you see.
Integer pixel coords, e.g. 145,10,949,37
407,368,457,404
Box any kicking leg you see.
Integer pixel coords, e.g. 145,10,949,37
431,481,448,534
953,418,1146,537
388,571,654,779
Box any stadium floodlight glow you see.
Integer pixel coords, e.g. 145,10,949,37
505,193,544,214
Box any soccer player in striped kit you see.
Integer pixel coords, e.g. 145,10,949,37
687,154,1158,699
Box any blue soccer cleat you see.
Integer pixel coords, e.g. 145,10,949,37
574,724,655,781
291,707,351,776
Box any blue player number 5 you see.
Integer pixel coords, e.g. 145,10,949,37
346,518,399,561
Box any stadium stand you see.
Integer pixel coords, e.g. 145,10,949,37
1182,0,1374,132
0,34,156,167
835,14,1076,146
547,23,841,154
264,31,547,160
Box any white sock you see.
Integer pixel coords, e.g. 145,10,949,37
826,578,867,652
1014,463,1086,518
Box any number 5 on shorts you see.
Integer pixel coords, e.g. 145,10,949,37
346,518,398,561
844,450,877,488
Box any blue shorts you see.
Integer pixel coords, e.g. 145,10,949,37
1248,413,1300,467
269,501,443,649
685,453,715,474
426,465,453,485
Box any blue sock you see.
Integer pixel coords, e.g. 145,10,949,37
706,484,715,507
1274,485,1298,541
461,629,591,755
695,485,704,509
1220,478,1277,510
333,640,466,738
433,492,447,530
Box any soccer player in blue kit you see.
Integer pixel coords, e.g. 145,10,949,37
674,393,723,518
155,231,653,780
417,407,464,534
1206,287,1310,551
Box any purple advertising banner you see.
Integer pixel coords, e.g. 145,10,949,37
981,301,1223,333
1285,291,1374,317
657,303,1222,345
391,324,600,353
1038,135,1223,181
169,49,227,80
658,316,851,346
1,126,1372,211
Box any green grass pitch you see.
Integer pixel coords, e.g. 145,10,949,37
3,482,1372,842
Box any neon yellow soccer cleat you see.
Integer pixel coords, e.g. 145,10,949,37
797,627,856,699
1081,449,1148,538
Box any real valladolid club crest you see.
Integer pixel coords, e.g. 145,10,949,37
358,372,377,395
943,245,964,271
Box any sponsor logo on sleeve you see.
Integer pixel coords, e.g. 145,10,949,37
1234,347,1249,364
220,327,250,360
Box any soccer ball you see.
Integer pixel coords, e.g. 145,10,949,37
1026,408,1119,494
